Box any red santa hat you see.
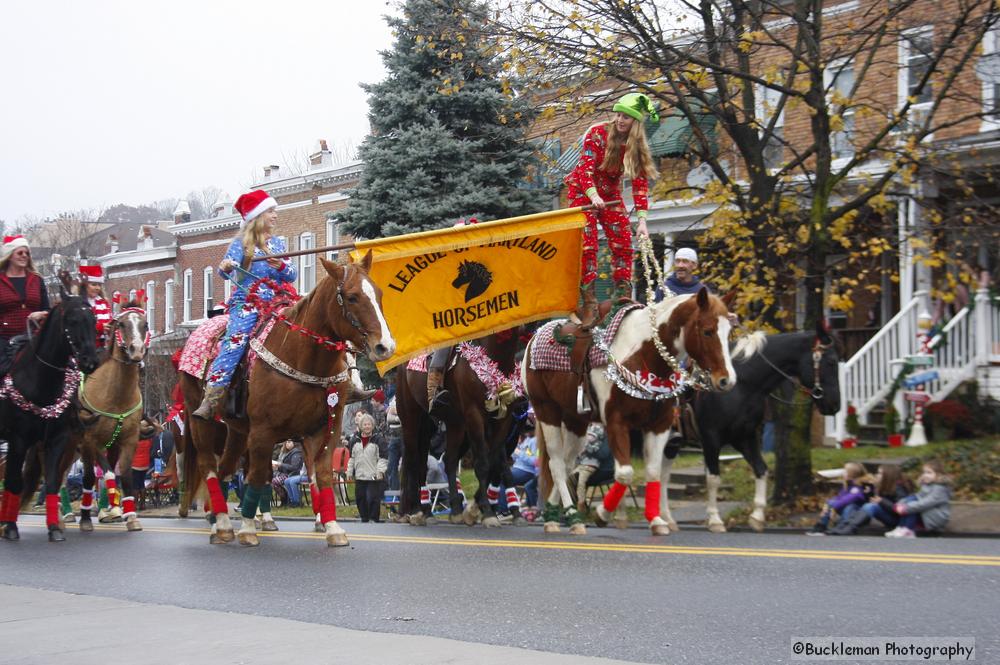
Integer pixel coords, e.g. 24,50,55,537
79,264,105,284
234,190,277,228
1,235,30,263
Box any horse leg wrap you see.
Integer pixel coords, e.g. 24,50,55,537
542,501,562,524
80,488,95,513
644,481,662,522
319,487,337,524
205,476,229,515
456,480,466,501
257,485,272,514
45,494,60,528
487,484,500,506
60,487,73,518
309,484,321,515
121,496,136,519
420,486,430,506
240,485,260,519
566,507,583,525
104,473,120,508
2,490,21,522
602,482,628,513
504,488,520,510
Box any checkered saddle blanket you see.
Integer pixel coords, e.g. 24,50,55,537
528,304,642,372
178,314,277,381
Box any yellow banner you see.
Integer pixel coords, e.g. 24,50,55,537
351,207,586,373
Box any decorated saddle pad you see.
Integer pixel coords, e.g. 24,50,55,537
407,343,522,401
528,304,642,372
178,315,277,381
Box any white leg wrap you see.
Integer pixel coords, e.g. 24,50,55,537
706,473,724,526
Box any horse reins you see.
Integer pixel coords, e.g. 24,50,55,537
761,336,831,403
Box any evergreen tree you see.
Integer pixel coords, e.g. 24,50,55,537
341,0,547,238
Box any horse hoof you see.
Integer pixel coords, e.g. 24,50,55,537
666,519,680,533
98,508,122,523
512,516,528,526
63,513,76,524
482,516,501,528
449,513,465,525
1,523,19,541
569,523,587,536
543,522,561,534
651,523,672,536
261,520,279,532
238,532,260,547
593,507,610,528
707,521,727,534
748,516,765,533
79,518,94,533
612,518,629,530
126,519,143,532
254,519,262,530
314,522,325,533
409,513,427,527
326,532,349,547
398,513,411,524
178,506,189,518
210,528,235,544
48,527,65,542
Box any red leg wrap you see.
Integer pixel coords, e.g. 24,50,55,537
319,487,337,524
420,486,430,505
80,489,95,511
603,482,628,512
309,484,321,515
205,476,228,515
644,481,662,522
106,477,120,508
45,494,60,527
2,490,21,522
121,496,136,517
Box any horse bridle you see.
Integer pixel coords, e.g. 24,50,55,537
32,298,91,371
334,264,372,355
111,307,151,363
759,336,832,401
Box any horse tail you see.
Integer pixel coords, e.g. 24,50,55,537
536,419,552,507
179,414,201,511
731,331,767,361
19,444,43,509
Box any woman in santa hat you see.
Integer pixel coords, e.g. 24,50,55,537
0,235,49,368
79,265,112,349
192,190,297,419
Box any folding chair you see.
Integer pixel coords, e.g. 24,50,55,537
331,447,353,506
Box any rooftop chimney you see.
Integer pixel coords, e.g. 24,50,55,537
263,164,280,181
212,192,233,217
309,139,333,169
173,199,191,224
107,234,119,254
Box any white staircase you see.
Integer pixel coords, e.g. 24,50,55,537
828,288,1000,443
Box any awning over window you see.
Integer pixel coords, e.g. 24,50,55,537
648,96,719,158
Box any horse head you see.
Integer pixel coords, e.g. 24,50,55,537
675,287,736,392
452,260,492,303
55,270,100,373
800,319,841,415
318,250,395,362
110,299,150,364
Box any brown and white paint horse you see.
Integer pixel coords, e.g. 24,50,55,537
522,288,755,535
179,251,394,547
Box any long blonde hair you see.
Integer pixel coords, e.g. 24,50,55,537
240,217,271,270
599,119,658,181
0,250,38,276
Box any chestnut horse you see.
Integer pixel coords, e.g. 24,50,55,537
179,252,394,547
395,330,526,527
522,288,753,536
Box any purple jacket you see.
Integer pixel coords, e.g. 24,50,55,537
827,481,870,512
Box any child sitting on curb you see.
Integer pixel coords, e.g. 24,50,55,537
886,460,952,538
807,461,873,536
829,463,914,535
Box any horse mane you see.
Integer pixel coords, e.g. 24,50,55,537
281,275,328,321
460,260,492,283
731,331,766,361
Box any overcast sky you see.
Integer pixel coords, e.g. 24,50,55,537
0,1,397,223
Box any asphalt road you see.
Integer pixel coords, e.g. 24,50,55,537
0,515,997,664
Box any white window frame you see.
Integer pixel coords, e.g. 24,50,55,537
145,280,156,334
824,58,856,164
203,267,214,318
898,26,934,139
164,279,175,333
981,27,1000,132
326,216,340,261
299,232,316,293
183,269,193,322
756,83,786,171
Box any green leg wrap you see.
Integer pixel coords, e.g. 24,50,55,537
60,487,72,516
257,485,272,514
241,486,260,519
543,501,562,524
99,486,109,510
566,507,583,525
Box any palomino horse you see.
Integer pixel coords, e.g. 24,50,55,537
396,329,526,526
69,301,150,532
522,288,749,536
179,251,394,547
0,272,100,541
671,322,841,533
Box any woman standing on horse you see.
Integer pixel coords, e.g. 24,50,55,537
78,265,112,349
565,92,659,327
192,190,297,419
0,235,49,371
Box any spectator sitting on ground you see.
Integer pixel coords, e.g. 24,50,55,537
886,460,952,538
497,424,540,520
830,464,913,535
807,462,874,536
568,424,617,512
270,439,304,507
347,413,388,523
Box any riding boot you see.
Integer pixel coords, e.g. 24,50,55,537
613,279,633,303
192,385,226,420
577,282,599,330
426,368,451,419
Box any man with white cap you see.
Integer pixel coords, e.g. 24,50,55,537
659,247,708,297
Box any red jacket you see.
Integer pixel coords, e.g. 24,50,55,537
89,296,112,347
0,272,45,340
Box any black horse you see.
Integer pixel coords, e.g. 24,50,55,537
662,320,841,533
0,272,100,541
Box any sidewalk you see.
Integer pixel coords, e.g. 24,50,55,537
0,585,638,665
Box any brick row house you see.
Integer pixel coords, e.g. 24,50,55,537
97,141,361,410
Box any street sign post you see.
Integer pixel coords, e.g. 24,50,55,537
904,391,933,404
903,370,939,389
